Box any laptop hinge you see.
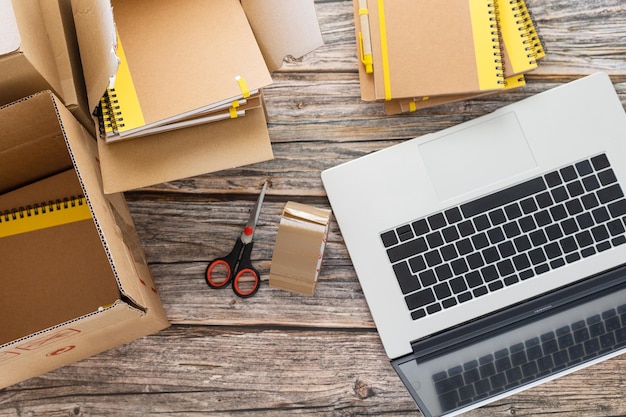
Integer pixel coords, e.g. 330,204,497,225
410,263,626,361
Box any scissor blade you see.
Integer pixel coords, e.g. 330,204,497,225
241,181,267,243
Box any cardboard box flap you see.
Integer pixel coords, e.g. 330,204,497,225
0,0,20,55
71,0,118,114
52,93,160,309
241,0,323,72
0,93,74,194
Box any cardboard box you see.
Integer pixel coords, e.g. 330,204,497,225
0,91,170,389
71,0,323,193
269,202,331,296
0,0,91,132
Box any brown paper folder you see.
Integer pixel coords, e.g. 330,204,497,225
366,0,505,100
100,0,273,141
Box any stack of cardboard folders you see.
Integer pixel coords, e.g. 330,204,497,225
354,0,545,114
74,0,323,193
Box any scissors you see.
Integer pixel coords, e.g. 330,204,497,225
205,182,267,298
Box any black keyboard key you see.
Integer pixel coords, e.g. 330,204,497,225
413,219,429,236
528,248,547,265
488,281,504,292
560,165,577,182
461,177,547,218
576,212,594,229
598,168,618,185
583,175,601,192
435,374,464,394
534,210,552,227
427,303,442,314
545,171,562,187
591,225,609,242
474,214,491,231
608,199,626,217
575,159,593,176
409,255,427,273
607,219,626,236
597,184,624,204
428,212,447,230
418,270,435,286
456,238,474,256
397,224,414,241
487,227,506,244
584,338,600,355
463,368,480,384
551,186,569,204
387,237,428,263
424,250,443,267
513,235,532,252
567,181,585,198
495,356,512,372
458,220,476,237
591,154,610,170
520,197,538,214
489,209,507,226
530,230,548,246
467,252,485,269
445,207,463,224
503,222,522,238
466,271,483,288
559,236,578,254
442,226,460,243
440,244,458,261
553,350,569,366
480,265,499,282
435,264,453,281
565,199,584,216
504,203,523,220
506,367,523,383
498,241,516,258
521,361,538,378
472,233,489,250
482,247,500,264
545,224,564,241
581,193,600,210
393,262,420,294
592,206,610,223
513,254,531,270
451,259,469,275
426,231,445,248
574,327,590,344
519,215,537,232
600,333,616,349
450,276,468,294
405,288,436,310
434,283,452,299
560,218,579,235
536,191,553,209
381,230,398,247
537,355,554,372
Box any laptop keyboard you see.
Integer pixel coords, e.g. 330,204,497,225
380,154,626,320
431,303,626,413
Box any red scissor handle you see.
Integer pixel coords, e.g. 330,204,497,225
232,267,260,298
206,258,232,288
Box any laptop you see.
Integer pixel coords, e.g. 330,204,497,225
321,72,626,417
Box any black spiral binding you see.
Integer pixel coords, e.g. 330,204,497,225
98,88,125,136
488,1,506,85
0,196,86,224
510,0,540,65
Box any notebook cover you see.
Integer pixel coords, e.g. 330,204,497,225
107,0,272,135
368,0,505,99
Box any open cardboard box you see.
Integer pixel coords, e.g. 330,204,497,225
71,0,323,193
0,0,92,132
0,91,169,389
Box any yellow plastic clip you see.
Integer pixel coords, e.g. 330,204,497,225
235,76,250,98
229,107,239,118
408,101,417,112
358,7,374,74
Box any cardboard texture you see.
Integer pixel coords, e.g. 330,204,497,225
97,0,273,141
241,0,324,72
0,0,91,131
354,0,545,113
72,0,323,193
269,202,331,296
367,0,504,100
0,92,169,389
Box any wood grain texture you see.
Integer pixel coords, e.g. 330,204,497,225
2,0,626,415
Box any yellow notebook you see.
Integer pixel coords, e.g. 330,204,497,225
368,0,505,100
496,0,538,77
97,0,272,142
515,0,546,59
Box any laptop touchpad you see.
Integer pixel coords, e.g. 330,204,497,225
419,112,537,202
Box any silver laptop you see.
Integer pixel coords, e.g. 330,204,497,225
321,72,626,417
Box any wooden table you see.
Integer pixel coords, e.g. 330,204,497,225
2,0,625,415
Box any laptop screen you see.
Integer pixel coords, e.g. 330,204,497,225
392,266,626,417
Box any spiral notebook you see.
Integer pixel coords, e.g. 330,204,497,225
367,0,505,100
497,0,539,77
0,169,120,345
97,0,272,142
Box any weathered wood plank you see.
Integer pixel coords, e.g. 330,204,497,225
2,0,626,416
1,327,624,417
